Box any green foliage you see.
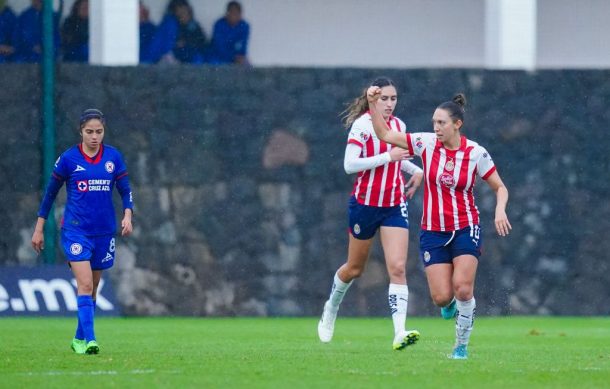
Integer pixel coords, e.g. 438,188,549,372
1,317,608,388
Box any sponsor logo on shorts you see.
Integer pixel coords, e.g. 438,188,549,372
105,161,115,173
424,251,431,262
70,243,83,255
353,224,361,235
101,253,113,263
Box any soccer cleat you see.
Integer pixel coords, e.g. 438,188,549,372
392,330,420,350
85,340,100,355
318,302,338,343
441,299,457,320
450,344,468,359
70,338,86,354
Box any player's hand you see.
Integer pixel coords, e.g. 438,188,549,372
367,86,381,104
121,212,133,236
494,209,512,236
388,147,411,161
31,229,44,254
404,172,423,199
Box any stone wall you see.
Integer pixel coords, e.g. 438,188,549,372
1,64,609,316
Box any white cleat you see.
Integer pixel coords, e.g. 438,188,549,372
318,302,338,343
392,329,420,350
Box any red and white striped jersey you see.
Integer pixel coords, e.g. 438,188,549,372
405,132,496,232
347,112,407,207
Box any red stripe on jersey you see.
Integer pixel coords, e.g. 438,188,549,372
348,139,363,147
427,145,441,230
455,147,472,230
441,151,456,230
405,133,414,155
482,166,496,180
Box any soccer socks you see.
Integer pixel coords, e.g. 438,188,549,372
455,297,476,346
388,283,409,335
327,272,353,310
77,295,96,342
75,299,96,340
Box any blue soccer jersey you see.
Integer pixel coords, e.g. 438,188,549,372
38,143,133,235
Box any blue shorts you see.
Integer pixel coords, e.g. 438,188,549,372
419,225,482,267
348,196,409,240
61,229,116,271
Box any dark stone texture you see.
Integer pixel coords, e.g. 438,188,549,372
2,64,609,316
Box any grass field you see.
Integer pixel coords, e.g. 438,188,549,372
1,316,608,388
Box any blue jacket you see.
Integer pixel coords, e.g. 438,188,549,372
14,6,60,63
0,6,17,62
207,17,249,64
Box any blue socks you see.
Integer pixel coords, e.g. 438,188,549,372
75,299,96,340
76,295,96,342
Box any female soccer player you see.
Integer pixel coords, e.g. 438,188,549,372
31,109,133,355
367,88,511,359
318,77,424,350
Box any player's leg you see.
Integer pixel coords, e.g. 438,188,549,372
380,226,419,350
420,230,457,319
450,254,478,359
318,234,373,343
318,197,378,343
71,261,98,354
61,231,92,354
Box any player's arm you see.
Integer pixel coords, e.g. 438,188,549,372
484,171,511,236
115,171,134,236
344,144,411,174
401,160,423,199
32,173,65,253
367,86,410,150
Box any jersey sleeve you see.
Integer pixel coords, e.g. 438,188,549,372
114,151,134,210
477,147,497,180
405,132,433,157
52,153,70,180
347,122,370,148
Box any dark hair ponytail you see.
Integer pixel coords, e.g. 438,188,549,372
341,77,395,129
438,93,466,124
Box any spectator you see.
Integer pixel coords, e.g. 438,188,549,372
207,1,249,65
144,0,206,64
13,0,60,63
61,0,89,62
139,1,156,63
0,0,17,63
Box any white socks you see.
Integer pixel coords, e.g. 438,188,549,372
388,283,409,335
327,272,353,311
455,297,476,346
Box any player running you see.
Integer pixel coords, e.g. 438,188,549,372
31,109,133,355
367,89,511,359
318,77,424,350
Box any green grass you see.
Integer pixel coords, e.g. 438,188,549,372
1,317,608,388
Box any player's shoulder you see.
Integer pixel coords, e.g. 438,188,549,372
352,113,372,129
393,116,407,131
464,137,487,153
103,144,124,158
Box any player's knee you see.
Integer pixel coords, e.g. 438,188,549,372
387,262,406,279
453,282,473,301
430,292,453,307
77,282,94,295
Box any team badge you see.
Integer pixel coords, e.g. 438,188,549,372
77,180,88,192
424,251,431,262
353,224,361,235
439,172,455,187
415,137,423,149
359,132,370,142
445,158,455,172
70,243,83,255
105,161,115,173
